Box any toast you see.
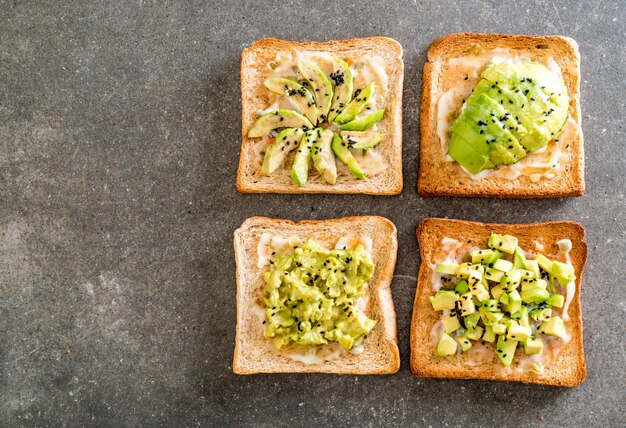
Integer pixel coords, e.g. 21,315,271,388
238,37,404,195
418,33,584,198
233,216,400,374
410,218,587,386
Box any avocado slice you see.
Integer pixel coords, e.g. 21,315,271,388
339,108,385,131
331,132,365,179
340,131,383,150
290,129,316,186
311,129,337,184
298,61,333,124
262,128,305,175
496,334,518,366
430,290,459,311
334,82,375,125
264,78,319,124
327,56,353,123
248,110,313,138
437,333,458,356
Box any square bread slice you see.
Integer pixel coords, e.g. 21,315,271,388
418,33,584,198
411,218,587,386
238,37,403,195
233,216,400,374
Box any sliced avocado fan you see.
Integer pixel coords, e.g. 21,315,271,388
249,57,388,186
448,60,570,175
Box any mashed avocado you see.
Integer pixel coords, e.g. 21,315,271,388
263,239,376,350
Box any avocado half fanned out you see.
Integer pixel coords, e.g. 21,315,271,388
448,60,570,175
248,57,386,186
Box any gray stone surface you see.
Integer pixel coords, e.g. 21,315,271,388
1,0,624,426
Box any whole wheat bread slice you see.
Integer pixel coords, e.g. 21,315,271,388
411,218,587,386
233,216,400,374
418,33,584,198
238,37,403,195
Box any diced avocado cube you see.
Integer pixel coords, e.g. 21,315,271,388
481,299,499,312
485,268,504,282
467,267,483,287
454,280,469,294
491,285,504,300
521,278,547,291
511,306,530,327
442,313,461,334
535,254,554,273
506,290,522,314
472,249,495,264
458,292,476,316
513,247,527,269
499,291,509,305
464,312,481,332
520,287,550,305
525,260,540,278
496,335,518,366
552,261,576,284
500,268,524,291
456,262,472,279
529,307,552,321
471,284,490,302
479,307,504,325
466,325,484,341
458,336,473,352
507,323,532,342
488,233,518,254
538,316,565,338
487,250,503,265
493,259,513,273
492,323,507,335
436,261,459,275
437,333,458,356
483,326,496,343
430,290,459,311
520,269,535,280
524,337,543,355
547,293,565,308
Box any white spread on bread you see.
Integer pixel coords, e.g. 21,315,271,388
436,49,578,181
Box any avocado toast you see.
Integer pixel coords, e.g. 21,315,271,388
418,33,584,198
233,216,400,374
410,218,587,386
237,38,404,195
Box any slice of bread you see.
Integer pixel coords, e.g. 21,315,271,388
238,37,403,195
233,216,400,374
411,218,587,386
418,33,584,198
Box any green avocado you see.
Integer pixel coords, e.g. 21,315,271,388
334,82,375,125
496,334,518,366
327,56,354,123
340,131,383,150
311,129,337,185
331,132,365,179
437,333,458,356
448,60,570,174
263,239,376,350
248,109,313,138
262,128,305,175
290,129,316,186
339,108,385,131
298,61,334,124
264,78,319,124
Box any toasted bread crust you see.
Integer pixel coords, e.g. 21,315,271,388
418,33,584,198
234,216,400,374
238,38,404,195
410,218,587,386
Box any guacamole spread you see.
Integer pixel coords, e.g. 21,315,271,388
263,239,376,350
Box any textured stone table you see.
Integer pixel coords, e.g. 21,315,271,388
1,1,624,426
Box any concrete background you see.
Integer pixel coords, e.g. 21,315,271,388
1,0,624,426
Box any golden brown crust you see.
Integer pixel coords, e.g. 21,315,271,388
238,37,404,195
410,218,587,386
234,216,400,374
418,33,585,198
